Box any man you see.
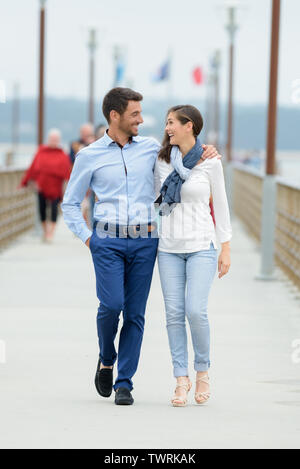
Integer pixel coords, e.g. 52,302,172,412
89,123,107,223
69,123,95,165
62,88,220,405
95,123,107,140
69,123,96,227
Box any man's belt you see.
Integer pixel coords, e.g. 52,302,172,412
93,220,158,238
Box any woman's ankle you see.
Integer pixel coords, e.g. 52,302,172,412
196,370,209,376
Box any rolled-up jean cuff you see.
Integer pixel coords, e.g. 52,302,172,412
174,367,189,378
194,362,210,372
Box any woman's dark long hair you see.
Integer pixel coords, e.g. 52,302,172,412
158,105,203,163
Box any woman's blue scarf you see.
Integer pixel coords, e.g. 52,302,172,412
158,138,204,216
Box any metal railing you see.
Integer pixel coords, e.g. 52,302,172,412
0,168,35,250
275,179,300,289
232,163,263,242
232,162,300,290
1,159,300,291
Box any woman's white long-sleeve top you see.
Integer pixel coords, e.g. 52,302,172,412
154,157,232,252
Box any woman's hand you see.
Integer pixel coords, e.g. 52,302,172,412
85,237,91,248
218,245,231,278
202,144,222,160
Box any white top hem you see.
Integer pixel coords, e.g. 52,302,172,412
158,239,218,253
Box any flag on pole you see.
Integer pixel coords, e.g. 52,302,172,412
114,59,125,86
192,66,204,85
152,59,170,82
113,46,126,87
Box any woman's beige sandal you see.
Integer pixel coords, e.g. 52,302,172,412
171,379,192,407
195,374,210,404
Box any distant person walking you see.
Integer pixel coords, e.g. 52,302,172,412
89,123,107,224
69,123,95,228
69,123,95,165
19,129,71,243
95,123,107,140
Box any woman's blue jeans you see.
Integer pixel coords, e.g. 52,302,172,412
158,242,218,377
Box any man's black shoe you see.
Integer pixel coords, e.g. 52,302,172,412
95,359,113,397
115,387,134,405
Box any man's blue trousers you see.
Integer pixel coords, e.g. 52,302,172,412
89,226,158,391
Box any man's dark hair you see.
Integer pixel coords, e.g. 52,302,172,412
102,87,143,123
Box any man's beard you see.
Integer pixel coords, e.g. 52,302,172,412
119,120,138,137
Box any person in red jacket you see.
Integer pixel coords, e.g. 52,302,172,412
19,129,71,242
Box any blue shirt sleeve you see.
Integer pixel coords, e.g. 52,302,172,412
61,149,93,243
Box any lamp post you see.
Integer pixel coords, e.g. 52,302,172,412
204,72,213,144
256,0,281,281
211,50,221,148
225,5,238,163
87,28,97,126
223,2,240,217
266,0,281,177
37,0,46,146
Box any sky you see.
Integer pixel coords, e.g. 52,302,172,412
1,0,300,107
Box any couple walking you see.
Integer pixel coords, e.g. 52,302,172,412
62,87,232,407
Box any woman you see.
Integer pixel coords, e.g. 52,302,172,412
154,105,232,407
19,129,71,242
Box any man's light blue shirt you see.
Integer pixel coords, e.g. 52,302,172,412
61,132,161,243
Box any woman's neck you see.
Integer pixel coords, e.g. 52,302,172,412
179,136,196,157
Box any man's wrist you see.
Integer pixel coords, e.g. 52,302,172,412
81,229,93,244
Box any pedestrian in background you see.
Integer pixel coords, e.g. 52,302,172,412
95,123,107,140
89,123,107,224
69,123,95,165
69,123,95,228
19,129,71,243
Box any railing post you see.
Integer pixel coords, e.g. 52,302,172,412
224,161,234,218
5,151,14,167
34,191,42,237
256,175,277,280
256,0,281,281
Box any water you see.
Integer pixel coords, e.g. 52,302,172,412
277,157,300,186
242,152,300,186
0,143,68,169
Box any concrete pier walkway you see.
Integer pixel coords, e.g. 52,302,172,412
0,216,300,449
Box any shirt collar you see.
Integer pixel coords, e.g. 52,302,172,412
102,130,139,147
